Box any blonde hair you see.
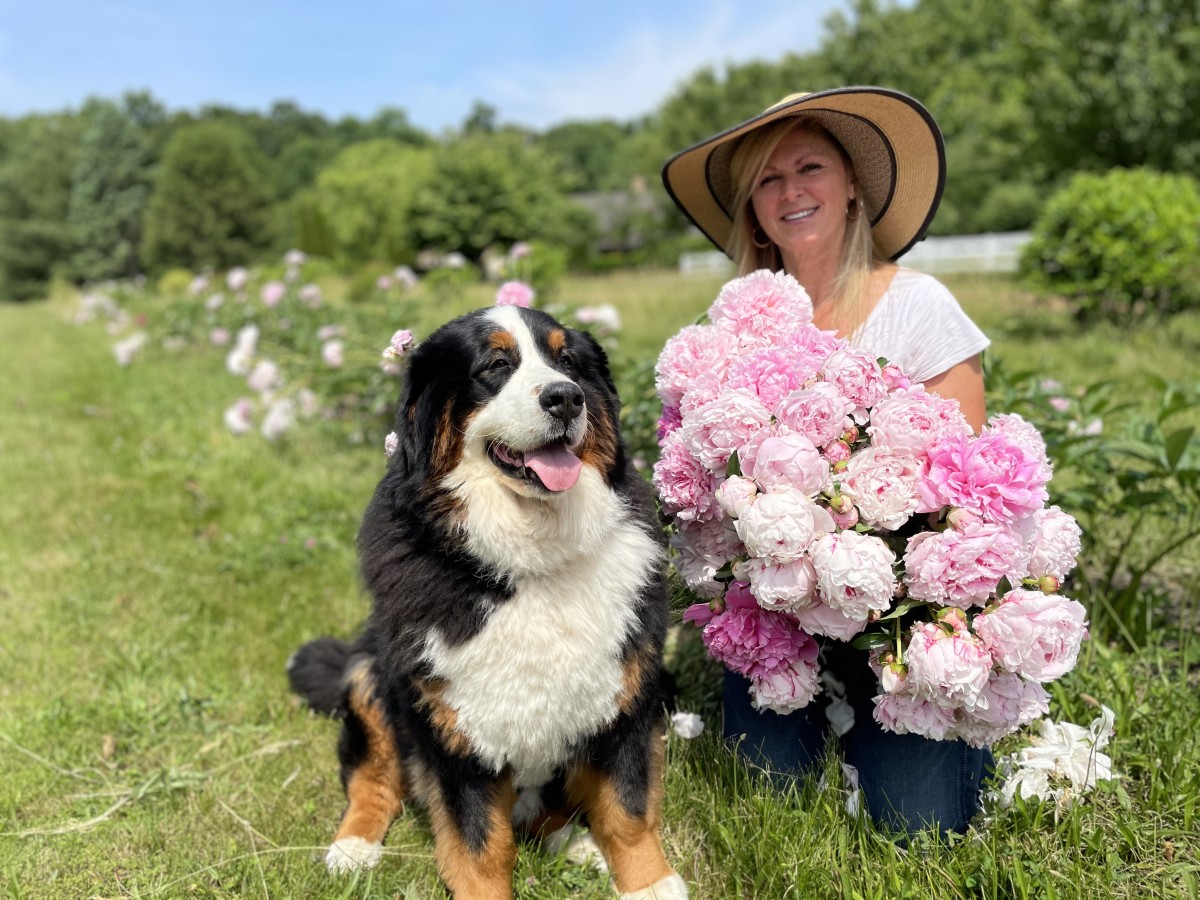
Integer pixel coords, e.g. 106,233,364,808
727,117,877,337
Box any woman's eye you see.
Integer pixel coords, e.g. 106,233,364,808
758,174,780,188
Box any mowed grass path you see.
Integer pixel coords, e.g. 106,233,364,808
1,273,1198,898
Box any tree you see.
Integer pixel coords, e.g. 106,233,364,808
408,132,593,264
141,121,276,272
292,139,435,265
67,99,156,282
0,114,84,301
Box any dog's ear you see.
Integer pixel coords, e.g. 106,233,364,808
389,353,435,480
572,328,619,399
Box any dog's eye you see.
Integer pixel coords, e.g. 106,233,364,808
558,350,576,372
487,356,511,371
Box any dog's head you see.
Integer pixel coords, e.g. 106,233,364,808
389,306,623,499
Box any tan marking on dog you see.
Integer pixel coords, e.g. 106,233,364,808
333,661,405,847
414,678,474,757
578,404,620,475
426,776,518,899
565,733,674,894
489,330,518,353
546,328,566,355
615,645,654,716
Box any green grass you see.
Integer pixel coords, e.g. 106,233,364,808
1,271,1198,899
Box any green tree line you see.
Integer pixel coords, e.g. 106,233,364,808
1,0,1196,301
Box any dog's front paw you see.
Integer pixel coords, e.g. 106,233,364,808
619,872,689,899
544,824,609,872
325,836,383,873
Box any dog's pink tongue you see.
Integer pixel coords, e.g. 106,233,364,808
525,445,583,492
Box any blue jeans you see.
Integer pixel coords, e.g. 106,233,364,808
722,641,992,836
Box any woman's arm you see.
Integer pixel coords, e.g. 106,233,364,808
923,353,986,433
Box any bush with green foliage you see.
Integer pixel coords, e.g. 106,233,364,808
141,121,276,273
1019,168,1200,323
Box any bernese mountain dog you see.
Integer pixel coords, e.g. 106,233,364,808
288,305,687,899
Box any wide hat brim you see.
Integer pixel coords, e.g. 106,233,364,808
661,86,945,262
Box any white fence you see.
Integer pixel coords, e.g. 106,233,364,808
679,231,1032,276
899,231,1031,274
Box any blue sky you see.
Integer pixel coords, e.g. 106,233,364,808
0,0,849,132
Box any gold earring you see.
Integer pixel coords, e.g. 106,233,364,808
752,225,772,249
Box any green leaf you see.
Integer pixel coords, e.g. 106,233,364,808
851,631,892,651
876,598,923,621
726,451,742,478
1164,427,1195,473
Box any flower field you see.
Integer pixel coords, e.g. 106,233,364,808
0,268,1197,898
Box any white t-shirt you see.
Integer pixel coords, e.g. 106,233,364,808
850,268,990,383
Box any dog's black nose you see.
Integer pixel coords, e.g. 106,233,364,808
539,381,585,422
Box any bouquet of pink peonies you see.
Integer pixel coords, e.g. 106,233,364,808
655,270,1088,746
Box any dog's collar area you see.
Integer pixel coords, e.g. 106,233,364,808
488,440,583,492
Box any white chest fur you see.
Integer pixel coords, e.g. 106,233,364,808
420,479,661,786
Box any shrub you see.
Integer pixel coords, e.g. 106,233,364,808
1019,168,1200,323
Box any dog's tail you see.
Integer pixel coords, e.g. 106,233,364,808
287,636,354,717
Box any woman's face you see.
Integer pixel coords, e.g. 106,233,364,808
749,125,856,267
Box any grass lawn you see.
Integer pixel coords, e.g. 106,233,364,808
0,270,1197,898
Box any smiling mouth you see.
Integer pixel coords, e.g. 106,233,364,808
783,208,816,222
488,440,583,492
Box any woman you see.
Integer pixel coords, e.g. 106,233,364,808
661,87,992,835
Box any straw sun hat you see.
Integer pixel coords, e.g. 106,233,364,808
661,86,945,262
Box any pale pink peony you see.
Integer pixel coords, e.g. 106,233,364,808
225,324,259,376
918,430,1051,524
495,280,535,307
261,397,296,441
985,412,1052,474
1018,505,1082,582
873,692,958,741
683,582,815,678
671,518,742,598
822,440,852,466
880,362,911,391
725,347,821,411
953,671,1051,748
680,389,772,472
205,292,225,311
223,398,255,435
788,592,871,641
809,530,897,619
750,658,821,712
903,523,1029,609
652,430,722,522
261,280,286,307
734,488,835,563
247,359,282,394
819,347,888,416
775,381,854,447
783,324,845,360
656,404,683,442
226,267,249,292
716,474,758,518
384,431,399,458
974,589,1088,682
707,269,813,345
903,620,994,711
381,329,414,361
867,386,971,456
209,327,231,347
739,428,829,496
840,447,923,531
322,339,344,368
655,325,739,408
736,556,818,610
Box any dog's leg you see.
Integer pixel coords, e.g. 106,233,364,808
420,764,518,900
326,661,405,873
566,724,688,899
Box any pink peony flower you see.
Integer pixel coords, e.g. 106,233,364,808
725,347,821,411
247,359,282,394
974,588,1089,682
903,523,1029,609
715,473,758,518
680,389,772,472
496,280,535,307
223,398,255,435
918,430,1051,524
322,339,344,368
872,692,958,741
984,413,1053,474
656,325,739,408
903,620,994,711
841,447,923,531
657,404,683,442
384,431,399,458
209,327,231,347
788,592,871,641
867,386,971,456
880,362,911,391
1017,505,1082,582
671,518,742,598
783,323,844,359
775,381,855,447
734,488,835,563
652,430,722,522
707,270,814,345
376,274,395,291
382,329,414,361
299,284,322,308
750,658,822,712
261,280,286,307
736,556,818,610
739,429,829,496
261,397,296,441
684,582,816,679
809,530,897,619
226,267,249,292
953,671,1051,748
205,293,225,311
820,347,888,416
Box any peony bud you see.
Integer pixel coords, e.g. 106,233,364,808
829,493,853,514
824,440,852,465
841,425,860,444
881,661,909,694
1038,575,1061,594
708,598,726,615
945,506,984,532
833,458,849,474
831,505,859,530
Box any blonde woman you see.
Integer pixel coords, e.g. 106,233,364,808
662,87,992,835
